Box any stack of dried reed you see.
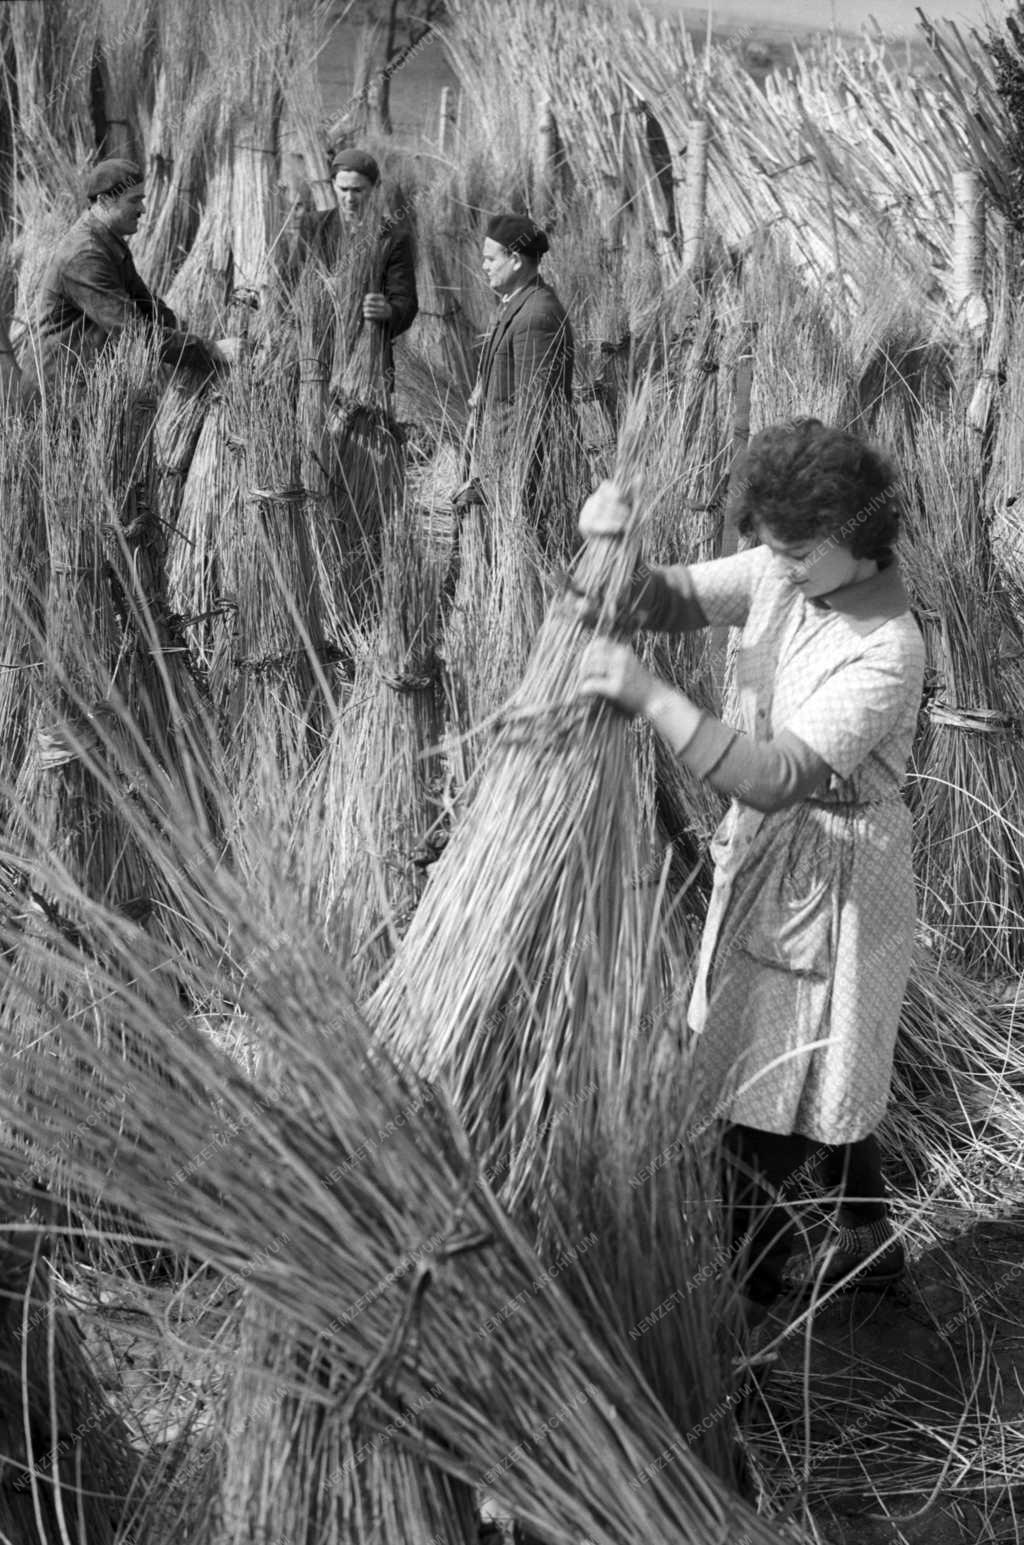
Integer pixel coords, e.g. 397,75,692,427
0,864,777,1545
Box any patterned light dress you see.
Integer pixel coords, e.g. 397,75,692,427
683,544,926,1144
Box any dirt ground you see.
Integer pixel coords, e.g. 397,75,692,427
753,1214,1024,1543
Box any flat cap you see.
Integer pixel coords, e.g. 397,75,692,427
85,159,144,200
485,213,549,261
329,148,381,184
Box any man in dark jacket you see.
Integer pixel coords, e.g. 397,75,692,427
20,159,235,392
458,213,575,514
319,147,417,392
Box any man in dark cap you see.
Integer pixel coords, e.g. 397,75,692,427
456,213,575,515
327,147,418,390
20,159,236,392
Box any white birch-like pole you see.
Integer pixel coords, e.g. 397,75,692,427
952,169,986,330
438,86,453,154
681,119,709,273
536,97,559,218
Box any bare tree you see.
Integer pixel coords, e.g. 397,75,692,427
351,0,446,134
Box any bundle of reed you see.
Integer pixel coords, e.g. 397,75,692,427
227,108,280,331
894,410,1024,976
410,189,478,403
314,484,446,986
1,0,93,149
163,389,239,679
0,866,779,1545
438,467,547,765
210,362,331,783
132,75,217,301
985,293,1024,609
163,149,233,336
371,402,687,1201
326,317,405,617
218,1296,480,1545
0,408,47,801
5,378,156,937
276,0,337,217
152,363,214,535
7,345,226,989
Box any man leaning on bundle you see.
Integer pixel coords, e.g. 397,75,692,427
19,159,238,393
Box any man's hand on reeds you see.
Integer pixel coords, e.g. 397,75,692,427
578,637,658,717
211,337,244,367
363,292,393,323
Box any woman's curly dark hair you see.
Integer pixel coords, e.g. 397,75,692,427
726,418,902,561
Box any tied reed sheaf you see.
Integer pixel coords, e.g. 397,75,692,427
0,848,779,1545
370,397,684,1201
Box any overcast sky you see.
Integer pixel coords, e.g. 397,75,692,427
676,0,1005,34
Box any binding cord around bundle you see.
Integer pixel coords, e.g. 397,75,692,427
927,700,1017,732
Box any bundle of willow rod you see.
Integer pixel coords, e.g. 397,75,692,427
314,485,446,985
894,410,1024,976
0,858,780,1545
371,402,685,1200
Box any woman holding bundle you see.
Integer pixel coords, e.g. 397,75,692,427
576,419,925,1325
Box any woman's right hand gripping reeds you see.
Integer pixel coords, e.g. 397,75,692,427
575,480,672,634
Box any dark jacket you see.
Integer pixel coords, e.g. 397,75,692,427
477,277,573,429
291,209,418,387
20,210,213,387
471,276,574,482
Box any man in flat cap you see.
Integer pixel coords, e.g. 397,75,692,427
456,213,575,520
330,148,418,391
20,159,237,392
285,147,417,394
